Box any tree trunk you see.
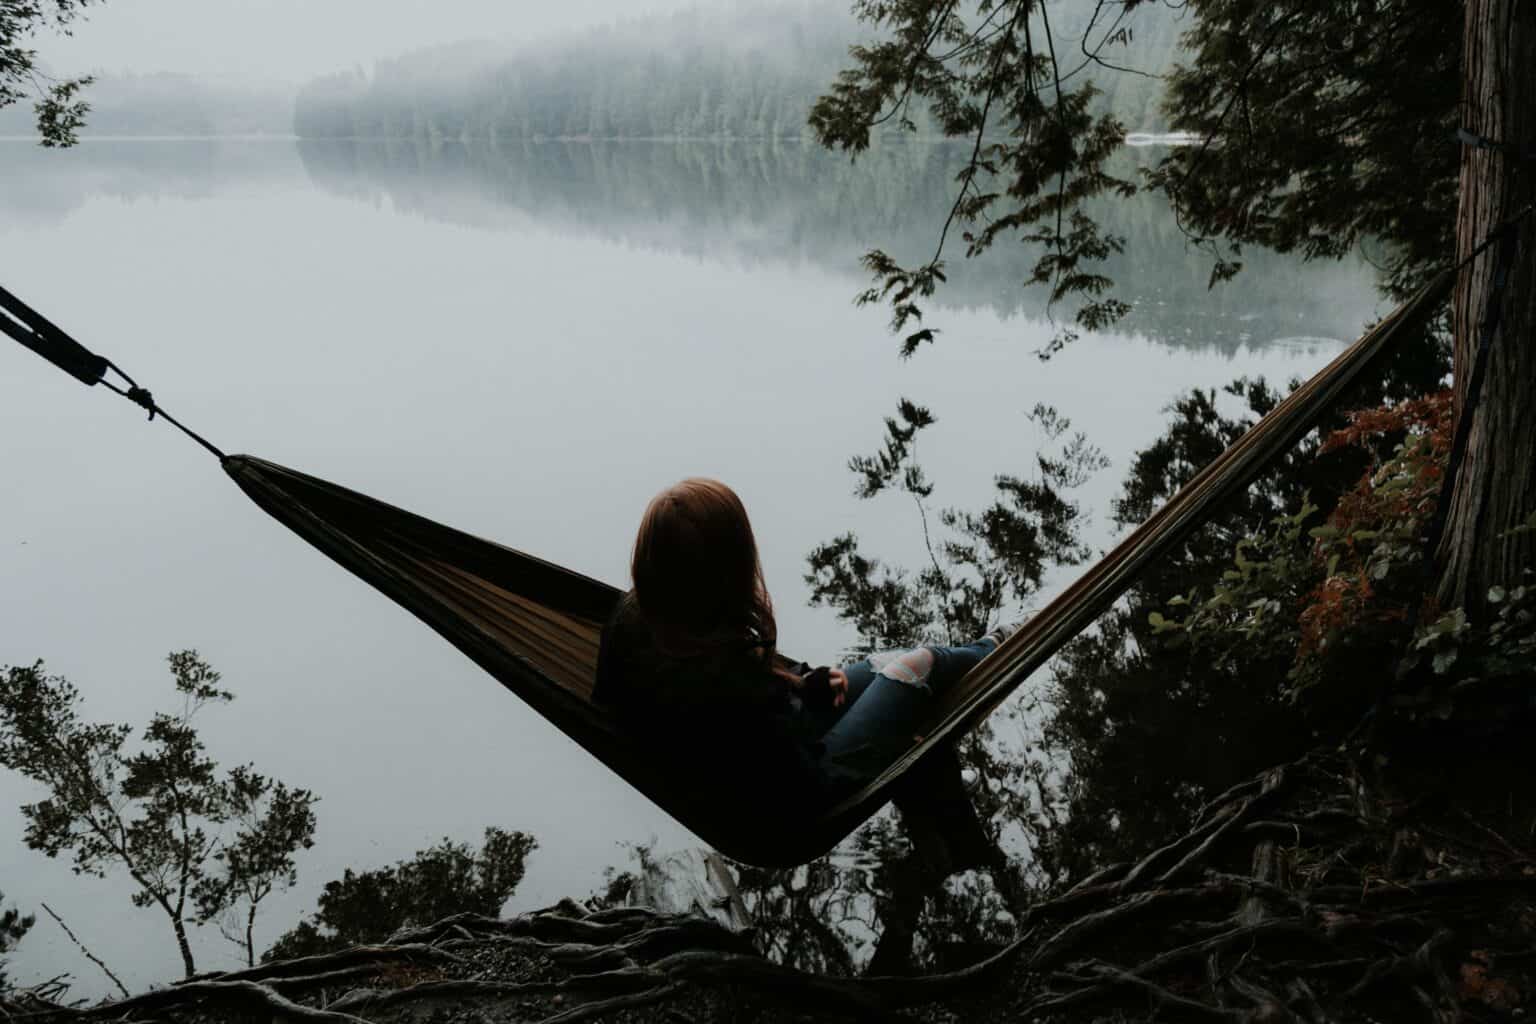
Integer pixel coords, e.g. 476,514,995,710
1440,0,1536,611
169,913,196,978
245,903,256,969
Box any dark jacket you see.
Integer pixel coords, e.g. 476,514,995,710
593,595,836,822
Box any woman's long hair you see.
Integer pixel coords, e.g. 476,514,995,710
630,478,780,669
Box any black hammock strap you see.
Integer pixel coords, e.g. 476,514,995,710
0,260,1469,866
0,284,226,459
0,282,108,385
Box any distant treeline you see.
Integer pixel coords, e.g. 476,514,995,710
293,2,1191,143
0,72,292,137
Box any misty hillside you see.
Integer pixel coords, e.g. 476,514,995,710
294,1,1191,142
0,72,293,138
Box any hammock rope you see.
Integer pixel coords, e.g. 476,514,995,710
0,283,226,459
2,211,1519,865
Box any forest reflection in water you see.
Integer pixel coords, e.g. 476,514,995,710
293,137,1380,358
0,136,1380,355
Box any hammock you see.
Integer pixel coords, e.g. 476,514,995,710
2,272,1452,867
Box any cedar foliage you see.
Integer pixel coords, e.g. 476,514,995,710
810,0,1461,354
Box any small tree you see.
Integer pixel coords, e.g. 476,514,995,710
193,767,319,968
0,652,318,978
0,891,33,993
0,1,99,146
265,827,536,961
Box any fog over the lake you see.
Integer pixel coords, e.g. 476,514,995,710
33,0,735,80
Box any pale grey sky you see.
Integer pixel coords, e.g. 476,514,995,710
38,0,712,81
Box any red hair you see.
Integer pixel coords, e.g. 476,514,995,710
630,478,779,665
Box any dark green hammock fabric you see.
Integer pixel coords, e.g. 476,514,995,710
224,270,1451,868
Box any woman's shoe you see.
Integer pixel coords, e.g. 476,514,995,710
982,620,1023,648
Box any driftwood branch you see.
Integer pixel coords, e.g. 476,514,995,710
38,904,128,1001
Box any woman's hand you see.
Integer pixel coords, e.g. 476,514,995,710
790,667,822,690
828,668,848,707
794,666,849,708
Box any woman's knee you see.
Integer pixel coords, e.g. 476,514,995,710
868,646,938,694
917,640,993,691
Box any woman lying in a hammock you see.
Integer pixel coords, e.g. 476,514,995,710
594,477,1012,829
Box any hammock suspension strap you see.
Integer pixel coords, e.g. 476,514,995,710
1456,127,1536,163
0,283,227,460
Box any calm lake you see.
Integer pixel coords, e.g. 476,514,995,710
0,137,1384,991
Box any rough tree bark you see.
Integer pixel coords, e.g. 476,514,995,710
1441,0,1536,610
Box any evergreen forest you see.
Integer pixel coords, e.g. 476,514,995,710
292,2,1186,142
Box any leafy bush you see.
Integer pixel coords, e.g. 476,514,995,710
1153,394,1450,695
265,827,536,961
1153,391,1533,715
0,892,32,993
1405,578,1536,687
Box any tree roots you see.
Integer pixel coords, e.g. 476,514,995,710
3,749,1532,1023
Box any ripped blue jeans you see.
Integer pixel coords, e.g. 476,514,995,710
800,639,997,792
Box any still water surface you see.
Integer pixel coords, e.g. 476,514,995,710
0,138,1382,990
